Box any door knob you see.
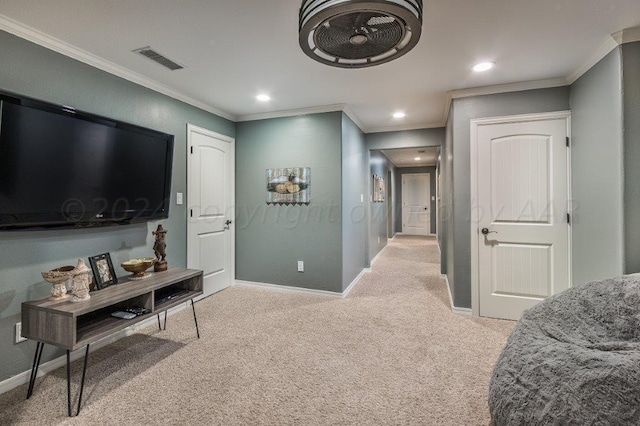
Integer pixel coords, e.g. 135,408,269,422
225,220,233,225
481,228,497,235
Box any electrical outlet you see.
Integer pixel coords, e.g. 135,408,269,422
297,260,304,272
15,322,27,344
176,192,183,205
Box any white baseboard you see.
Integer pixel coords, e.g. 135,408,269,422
441,274,473,317
0,301,191,396
234,280,342,298
369,243,389,267
342,268,368,298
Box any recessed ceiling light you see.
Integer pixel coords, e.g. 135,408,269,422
414,157,421,161
393,112,406,119
473,62,495,72
256,94,271,102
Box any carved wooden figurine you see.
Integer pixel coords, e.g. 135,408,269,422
71,258,91,302
153,224,168,272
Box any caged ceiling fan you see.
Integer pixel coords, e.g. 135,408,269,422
299,0,423,68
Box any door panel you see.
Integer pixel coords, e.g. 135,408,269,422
477,117,569,320
187,125,234,296
402,173,430,236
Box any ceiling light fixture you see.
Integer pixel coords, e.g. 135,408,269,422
256,94,271,102
472,61,495,72
299,0,424,68
393,111,406,119
414,157,421,161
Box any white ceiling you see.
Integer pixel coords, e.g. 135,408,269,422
382,147,440,167
1,1,640,132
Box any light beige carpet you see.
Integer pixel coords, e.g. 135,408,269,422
0,236,514,425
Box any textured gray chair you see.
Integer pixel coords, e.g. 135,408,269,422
489,274,640,425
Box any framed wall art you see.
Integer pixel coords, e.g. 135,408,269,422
373,175,385,202
88,253,118,290
266,167,311,205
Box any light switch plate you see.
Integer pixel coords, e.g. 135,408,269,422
176,192,183,205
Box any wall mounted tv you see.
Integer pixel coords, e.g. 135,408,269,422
0,91,174,230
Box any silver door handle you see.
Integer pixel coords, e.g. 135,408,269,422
481,228,497,235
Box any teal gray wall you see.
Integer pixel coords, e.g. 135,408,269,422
395,167,437,234
570,47,624,284
0,30,234,382
235,113,343,293
341,114,367,290
441,111,453,277
622,41,640,274
369,151,395,261
448,87,571,308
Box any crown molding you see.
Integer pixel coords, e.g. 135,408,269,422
342,105,366,132
612,26,640,45
0,14,236,122
448,77,568,100
367,121,445,134
236,103,347,122
566,36,619,84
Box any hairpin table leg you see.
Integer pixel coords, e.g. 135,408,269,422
66,350,72,417
157,313,161,330
191,299,200,339
75,344,90,416
163,310,167,330
26,341,44,399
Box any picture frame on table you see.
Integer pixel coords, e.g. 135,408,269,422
88,253,118,290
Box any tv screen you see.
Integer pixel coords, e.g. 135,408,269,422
0,92,174,230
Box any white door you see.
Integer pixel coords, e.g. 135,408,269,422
402,173,430,236
187,124,234,297
472,113,570,320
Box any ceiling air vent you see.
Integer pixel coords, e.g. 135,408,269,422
133,46,184,71
299,0,423,68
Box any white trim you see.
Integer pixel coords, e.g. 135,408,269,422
342,268,368,298
441,274,472,316
0,302,190,395
369,243,389,267
612,27,640,45
236,104,347,122
469,111,572,318
448,78,568,101
234,280,343,298
342,105,366,133
566,36,619,84
0,14,236,122
367,120,445,134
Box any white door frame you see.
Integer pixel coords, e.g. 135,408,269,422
401,172,431,236
470,111,572,317
186,123,235,297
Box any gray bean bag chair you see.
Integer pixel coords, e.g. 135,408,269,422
489,274,640,425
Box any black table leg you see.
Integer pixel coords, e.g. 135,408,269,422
76,344,90,416
65,344,91,417
26,341,44,399
163,310,167,330
66,350,71,417
157,313,161,330
191,299,200,339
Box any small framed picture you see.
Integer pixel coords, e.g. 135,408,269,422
88,253,118,290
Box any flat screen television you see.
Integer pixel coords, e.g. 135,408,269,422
0,91,174,230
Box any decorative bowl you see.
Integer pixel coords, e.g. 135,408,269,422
42,266,75,300
41,266,76,284
121,258,156,279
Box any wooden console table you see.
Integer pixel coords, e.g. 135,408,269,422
21,268,203,416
